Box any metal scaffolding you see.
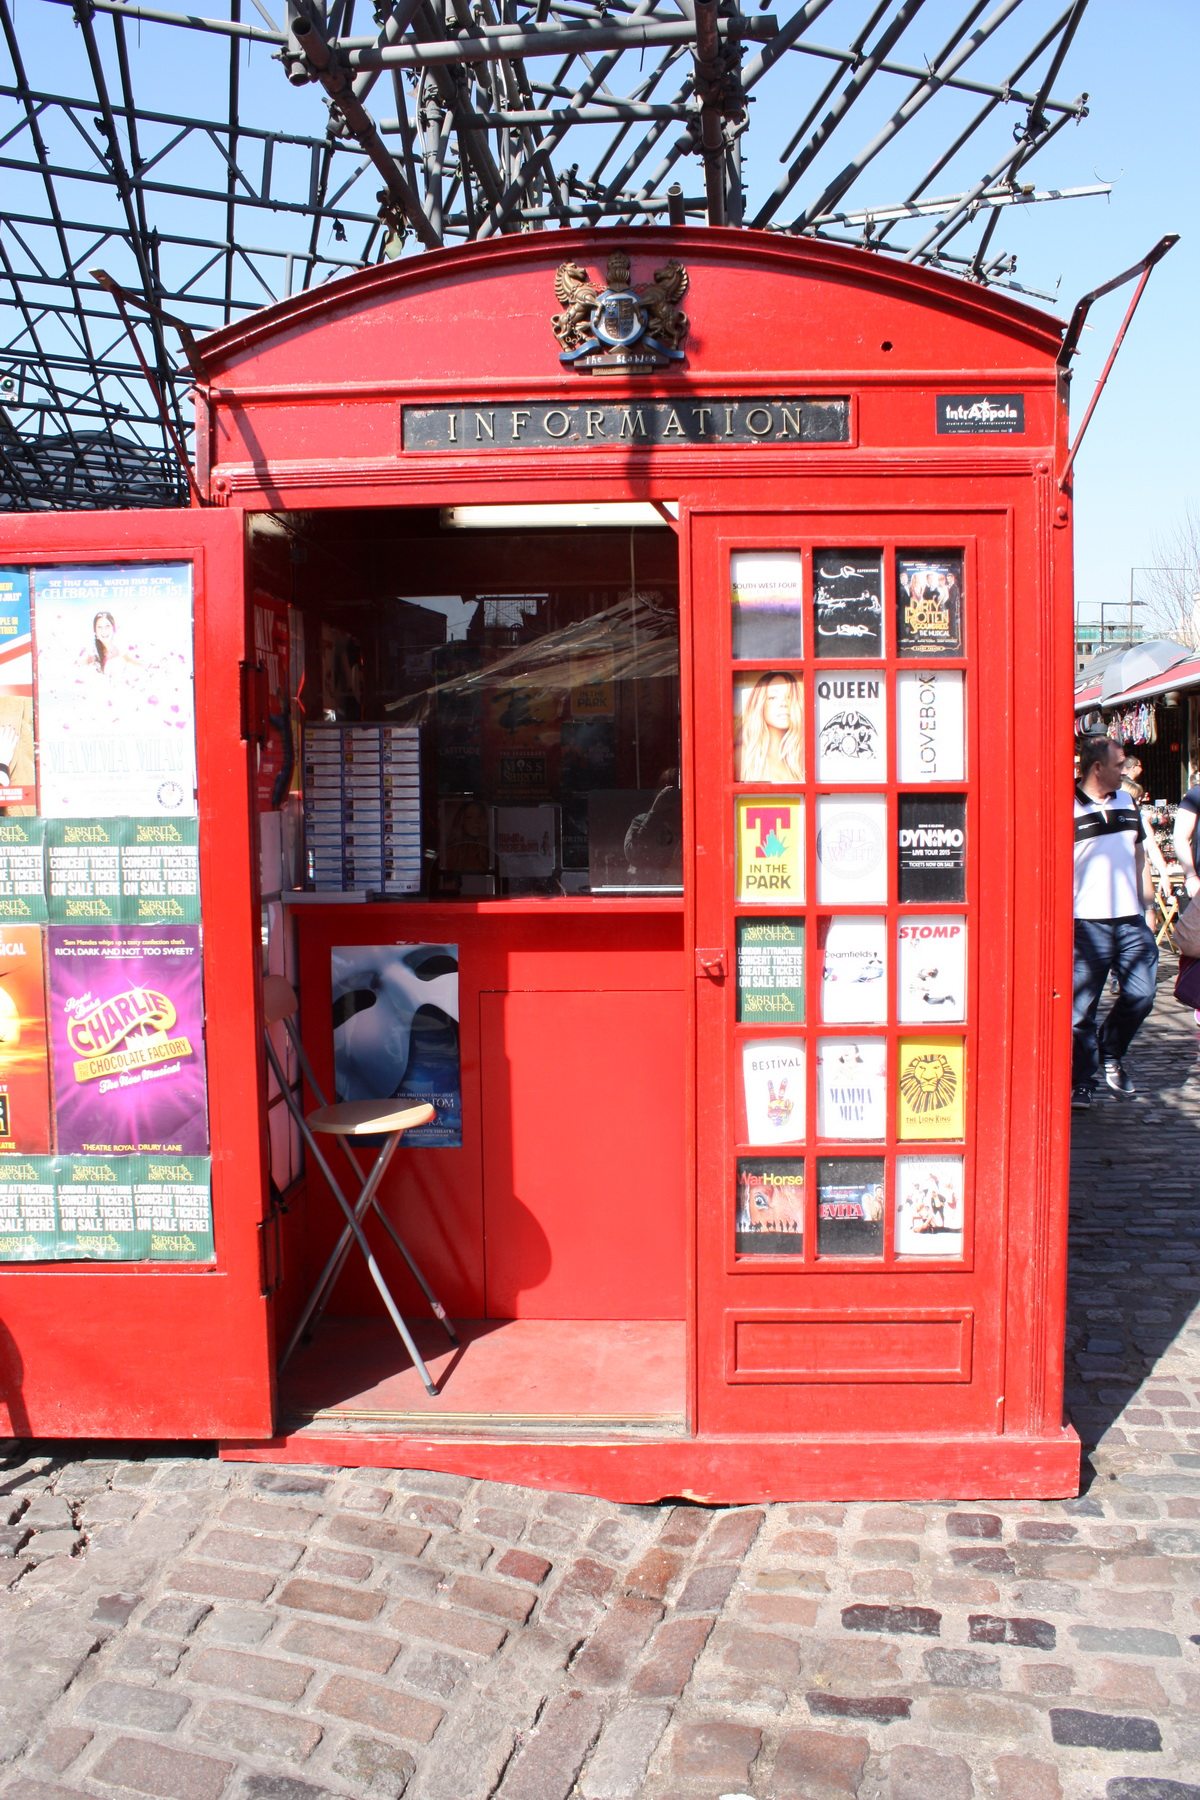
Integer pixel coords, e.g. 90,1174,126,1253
1,0,1102,508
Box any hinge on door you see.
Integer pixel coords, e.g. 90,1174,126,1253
257,1179,287,1298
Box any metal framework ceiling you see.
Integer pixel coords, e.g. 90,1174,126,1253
1,0,1101,510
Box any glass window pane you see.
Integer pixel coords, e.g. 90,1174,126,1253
816,794,887,903
897,1037,966,1140
737,918,805,1024
737,1156,804,1255
897,796,966,902
897,917,966,1023
817,1156,885,1257
814,670,887,780
896,670,964,782
817,1037,887,1139
736,796,805,903
731,551,803,659
896,553,963,656
896,1155,965,1256
742,1037,806,1145
813,551,883,658
821,916,887,1023
734,672,805,783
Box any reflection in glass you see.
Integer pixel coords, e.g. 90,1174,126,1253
817,1156,885,1257
735,671,805,782
736,1156,804,1255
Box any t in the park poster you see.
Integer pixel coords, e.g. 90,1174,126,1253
32,563,197,818
735,798,804,903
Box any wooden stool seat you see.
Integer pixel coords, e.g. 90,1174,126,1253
309,1100,437,1138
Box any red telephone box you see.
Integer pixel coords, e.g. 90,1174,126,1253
0,229,1079,1498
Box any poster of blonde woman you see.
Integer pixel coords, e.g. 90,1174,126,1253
734,671,804,783
32,564,196,818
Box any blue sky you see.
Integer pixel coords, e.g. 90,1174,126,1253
1015,1,1199,619
6,0,1195,614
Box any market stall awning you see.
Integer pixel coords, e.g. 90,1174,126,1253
1074,640,1200,713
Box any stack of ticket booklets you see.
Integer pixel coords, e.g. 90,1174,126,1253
302,724,421,894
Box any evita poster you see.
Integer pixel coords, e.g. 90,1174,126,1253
331,943,462,1147
48,927,209,1155
32,563,197,818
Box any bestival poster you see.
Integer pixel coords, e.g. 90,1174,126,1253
47,926,209,1155
32,563,197,818
741,1037,805,1146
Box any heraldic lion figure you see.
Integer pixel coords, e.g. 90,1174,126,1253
552,261,599,350
639,260,690,349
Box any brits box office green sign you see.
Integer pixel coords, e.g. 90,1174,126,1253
0,1153,213,1262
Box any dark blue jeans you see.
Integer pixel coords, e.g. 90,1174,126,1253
1072,916,1159,1088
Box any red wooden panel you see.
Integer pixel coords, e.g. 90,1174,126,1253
727,1309,972,1383
480,988,686,1319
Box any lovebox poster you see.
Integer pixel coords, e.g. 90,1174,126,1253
48,926,209,1155
32,563,197,818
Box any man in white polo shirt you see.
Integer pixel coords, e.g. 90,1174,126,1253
1072,735,1158,1110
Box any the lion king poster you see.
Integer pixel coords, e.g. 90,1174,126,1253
896,1035,965,1141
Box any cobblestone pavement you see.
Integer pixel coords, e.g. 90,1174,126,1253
2,974,1199,1800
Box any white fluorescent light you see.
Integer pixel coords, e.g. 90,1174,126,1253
440,502,677,530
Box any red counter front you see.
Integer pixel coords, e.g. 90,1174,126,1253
0,228,1080,1498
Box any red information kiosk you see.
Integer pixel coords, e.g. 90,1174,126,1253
0,228,1079,1500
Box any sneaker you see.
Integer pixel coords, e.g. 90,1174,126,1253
1104,1059,1135,1096
1071,1085,1092,1111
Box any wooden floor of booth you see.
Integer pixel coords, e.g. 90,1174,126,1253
278,1316,688,1435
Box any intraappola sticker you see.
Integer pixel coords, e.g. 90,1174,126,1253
936,394,1025,434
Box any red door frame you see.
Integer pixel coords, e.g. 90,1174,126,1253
0,507,274,1440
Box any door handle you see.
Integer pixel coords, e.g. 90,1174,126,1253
696,949,726,980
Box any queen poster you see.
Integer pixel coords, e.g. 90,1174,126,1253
32,563,197,818
48,926,209,1155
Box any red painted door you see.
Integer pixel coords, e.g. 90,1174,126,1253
691,501,1036,1439
0,509,274,1439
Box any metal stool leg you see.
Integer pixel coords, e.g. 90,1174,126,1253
268,1039,440,1393
279,1016,458,1348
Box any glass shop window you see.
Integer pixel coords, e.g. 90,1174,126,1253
296,520,681,899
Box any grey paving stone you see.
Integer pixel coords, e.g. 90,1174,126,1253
1049,1708,1163,1751
1071,1625,1182,1657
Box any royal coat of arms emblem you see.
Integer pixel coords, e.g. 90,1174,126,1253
551,252,689,372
